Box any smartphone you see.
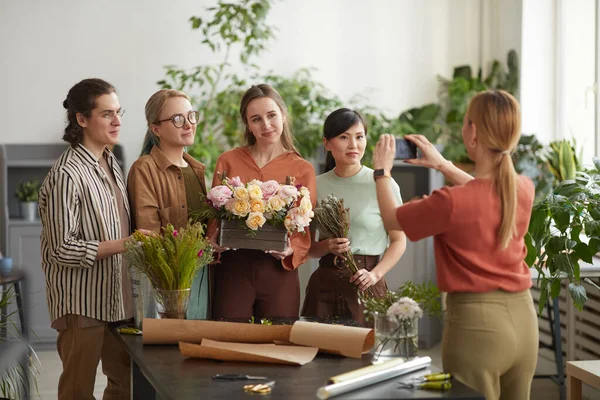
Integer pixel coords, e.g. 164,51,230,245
395,138,418,160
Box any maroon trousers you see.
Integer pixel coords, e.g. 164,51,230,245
212,249,300,319
301,253,387,327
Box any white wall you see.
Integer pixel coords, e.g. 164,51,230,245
520,0,557,143
0,0,495,172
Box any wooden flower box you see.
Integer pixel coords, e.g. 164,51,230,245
218,219,288,252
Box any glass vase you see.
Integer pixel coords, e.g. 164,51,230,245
154,288,191,319
372,312,419,363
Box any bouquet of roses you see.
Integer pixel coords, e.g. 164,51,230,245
197,175,313,236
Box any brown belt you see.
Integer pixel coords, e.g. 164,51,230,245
320,253,380,272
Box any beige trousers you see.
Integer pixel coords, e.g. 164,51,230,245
442,290,539,400
56,315,130,400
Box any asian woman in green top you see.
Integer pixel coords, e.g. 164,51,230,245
301,108,406,326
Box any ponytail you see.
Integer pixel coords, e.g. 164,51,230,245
140,129,159,156
495,152,518,250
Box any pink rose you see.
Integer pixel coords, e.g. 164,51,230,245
227,176,243,188
279,185,299,203
198,250,203,257
260,180,280,199
224,198,236,212
173,230,178,237
207,185,233,208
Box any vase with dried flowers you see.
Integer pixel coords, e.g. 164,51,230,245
124,222,214,319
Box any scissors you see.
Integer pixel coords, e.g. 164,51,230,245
212,374,268,381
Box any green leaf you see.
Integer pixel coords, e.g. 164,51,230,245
553,253,573,275
589,238,600,254
524,233,537,267
538,284,549,316
585,221,600,237
593,156,600,172
568,283,587,310
573,242,594,264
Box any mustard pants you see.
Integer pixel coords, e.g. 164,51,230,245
442,290,539,400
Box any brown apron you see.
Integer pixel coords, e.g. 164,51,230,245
212,249,300,319
301,253,388,327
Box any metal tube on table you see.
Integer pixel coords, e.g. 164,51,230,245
316,356,431,399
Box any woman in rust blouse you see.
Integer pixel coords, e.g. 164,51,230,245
211,84,316,319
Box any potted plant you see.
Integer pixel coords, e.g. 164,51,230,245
124,223,214,319
526,157,600,313
15,180,40,221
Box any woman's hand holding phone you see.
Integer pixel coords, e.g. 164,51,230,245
403,134,450,172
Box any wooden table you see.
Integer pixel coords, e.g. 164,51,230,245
566,360,600,400
113,329,484,400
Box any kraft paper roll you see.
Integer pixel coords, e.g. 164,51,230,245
289,321,374,358
143,319,374,360
142,318,292,344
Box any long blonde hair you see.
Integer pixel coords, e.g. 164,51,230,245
140,89,190,156
466,90,521,249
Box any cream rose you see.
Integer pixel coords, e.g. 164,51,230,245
284,215,296,232
299,196,312,213
233,187,249,201
250,199,265,213
245,211,266,230
268,195,286,212
247,184,263,201
232,200,251,217
300,186,310,198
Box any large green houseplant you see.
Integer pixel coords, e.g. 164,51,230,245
436,50,520,164
526,157,600,314
158,0,341,175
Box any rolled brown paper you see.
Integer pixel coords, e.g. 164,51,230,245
142,318,292,345
179,339,319,365
289,321,374,358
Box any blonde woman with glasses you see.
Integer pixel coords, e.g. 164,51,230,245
127,89,209,320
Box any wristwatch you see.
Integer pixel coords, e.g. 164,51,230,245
373,169,391,180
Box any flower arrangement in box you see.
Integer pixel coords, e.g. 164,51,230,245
195,175,313,251
124,222,213,319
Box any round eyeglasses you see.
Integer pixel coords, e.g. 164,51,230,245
154,111,200,128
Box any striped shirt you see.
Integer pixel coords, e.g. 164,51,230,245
39,144,130,323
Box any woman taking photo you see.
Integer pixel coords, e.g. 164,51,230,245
301,108,406,326
373,90,537,400
210,83,316,320
128,89,209,320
